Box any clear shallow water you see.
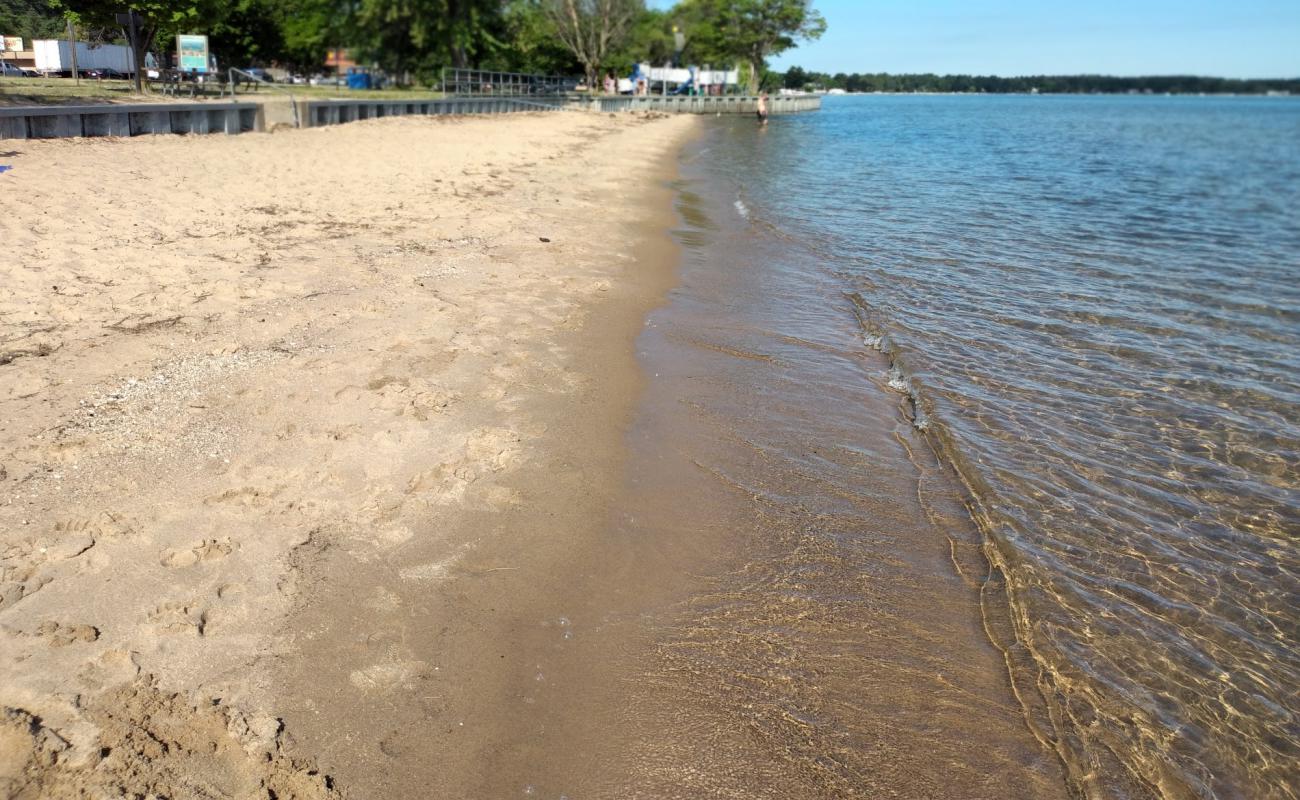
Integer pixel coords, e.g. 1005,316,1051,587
701,96,1300,798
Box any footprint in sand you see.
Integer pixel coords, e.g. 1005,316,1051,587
463,427,521,472
0,567,52,611
345,374,460,422
0,514,127,610
332,385,366,405
76,648,141,690
202,485,284,509
0,619,99,647
348,657,431,693
159,537,238,568
85,512,139,542
32,620,100,647
406,463,475,504
404,428,523,507
148,601,209,636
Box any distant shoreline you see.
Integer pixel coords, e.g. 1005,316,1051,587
801,89,1296,97
778,69,1299,96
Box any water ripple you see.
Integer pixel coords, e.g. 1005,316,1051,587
704,95,1300,798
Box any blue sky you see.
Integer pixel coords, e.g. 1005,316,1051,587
649,1,1300,78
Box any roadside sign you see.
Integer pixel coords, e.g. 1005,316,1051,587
1,36,24,53
177,34,209,72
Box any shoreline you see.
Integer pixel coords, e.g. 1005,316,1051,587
582,124,1074,797
0,111,698,796
269,115,697,796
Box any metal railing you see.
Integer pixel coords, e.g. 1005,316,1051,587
441,68,580,97
224,67,299,128
153,69,225,98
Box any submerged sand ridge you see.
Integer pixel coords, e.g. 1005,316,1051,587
0,111,696,795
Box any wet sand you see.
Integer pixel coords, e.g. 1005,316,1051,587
569,160,1073,797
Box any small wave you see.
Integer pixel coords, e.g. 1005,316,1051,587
734,198,750,220
886,365,910,393
847,294,929,430
881,350,929,430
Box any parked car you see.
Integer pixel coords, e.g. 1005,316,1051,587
81,67,127,79
0,61,29,77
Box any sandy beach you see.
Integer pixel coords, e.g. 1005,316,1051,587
0,111,696,796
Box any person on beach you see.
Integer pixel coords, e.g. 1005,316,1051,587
603,72,616,95
757,94,769,125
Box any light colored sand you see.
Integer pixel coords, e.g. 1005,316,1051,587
0,110,696,795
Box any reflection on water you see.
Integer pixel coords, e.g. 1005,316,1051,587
695,96,1299,798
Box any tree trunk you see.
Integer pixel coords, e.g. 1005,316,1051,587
748,45,768,93
140,26,157,93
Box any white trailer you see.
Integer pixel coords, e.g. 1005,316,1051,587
33,40,136,75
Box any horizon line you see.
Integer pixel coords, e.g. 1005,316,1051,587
779,69,1300,81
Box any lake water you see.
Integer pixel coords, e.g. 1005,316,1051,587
672,95,1299,798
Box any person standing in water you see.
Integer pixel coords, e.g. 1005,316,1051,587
756,94,769,125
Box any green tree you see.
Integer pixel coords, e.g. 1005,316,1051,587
486,0,579,74
1,0,66,40
610,6,673,71
781,64,806,89
208,0,287,67
544,0,643,92
351,0,501,83
278,0,350,70
669,0,727,65
679,0,823,90
60,0,226,64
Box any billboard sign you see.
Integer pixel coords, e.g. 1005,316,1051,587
177,34,209,72
1,36,24,52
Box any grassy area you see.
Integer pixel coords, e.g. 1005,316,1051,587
257,83,447,100
0,76,445,106
0,77,139,105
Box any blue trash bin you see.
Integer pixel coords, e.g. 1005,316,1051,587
346,68,372,90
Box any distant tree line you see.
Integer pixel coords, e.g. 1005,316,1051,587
781,67,1300,95
1,0,69,39
4,0,825,89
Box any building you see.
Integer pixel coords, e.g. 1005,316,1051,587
1,36,38,72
